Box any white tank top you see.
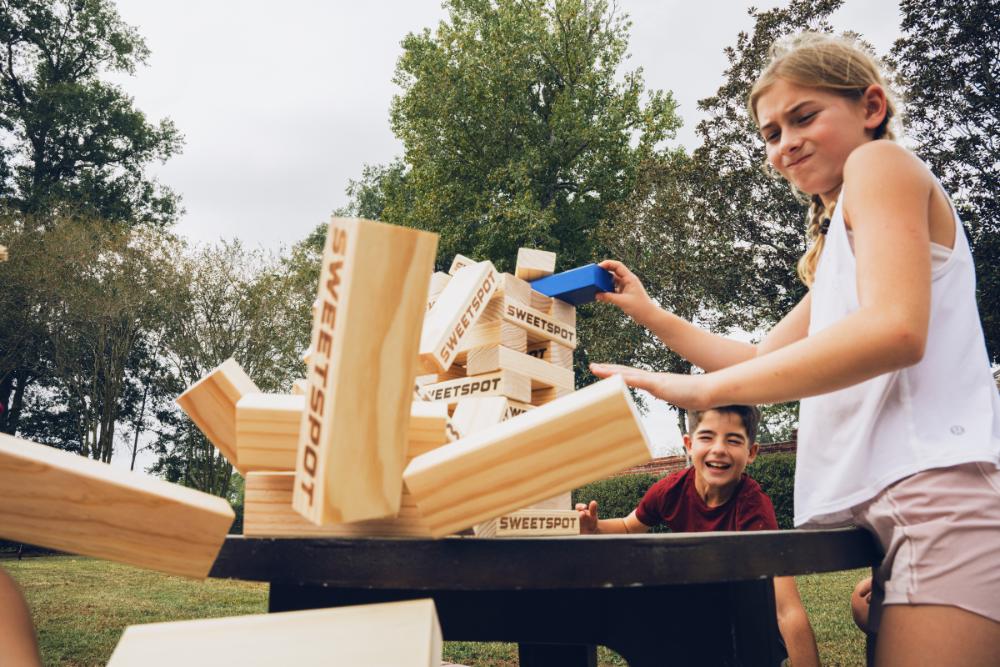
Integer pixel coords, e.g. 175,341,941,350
795,180,1000,527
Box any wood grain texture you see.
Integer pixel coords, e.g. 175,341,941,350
515,247,556,282
549,298,576,327
527,341,574,370
175,358,260,473
448,253,477,275
294,217,438,526
426,271,452,310
108,599,441,666
475,509,579,538
496,296,576,348
419,261,499,373
0,434,234,578
245,472,432,538
467,345,573,390
446,396,510,442
404,375,652,537
417,370,531,408
532,386,573,406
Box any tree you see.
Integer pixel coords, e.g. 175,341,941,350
888,0,1000,362
0,0,182,225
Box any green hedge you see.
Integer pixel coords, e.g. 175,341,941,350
573,452,796,531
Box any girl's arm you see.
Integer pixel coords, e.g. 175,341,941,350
0,568,42,667
594,142,932,409
598,261,811,371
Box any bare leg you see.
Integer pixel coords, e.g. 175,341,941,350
876,604,1000,667
0,567,42,667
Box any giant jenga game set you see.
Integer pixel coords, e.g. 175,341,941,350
0,218,652,663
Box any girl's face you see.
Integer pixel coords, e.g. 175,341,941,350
755,78,885,207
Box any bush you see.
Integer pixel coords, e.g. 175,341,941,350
573,473,670,532
747,452,796,529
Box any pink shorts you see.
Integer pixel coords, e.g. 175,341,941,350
851,461,1000,631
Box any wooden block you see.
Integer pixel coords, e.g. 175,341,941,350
475,509,579,538
419,261,500,373
466,345,573,390
515,247,556,282
528,491,572,510
239,398,447,472
495,272,533,303
446,396,510,442
417,370,530,407
245,472,432,538
0,434,234,578
448,253,477,275
107,599,442,666
290,379,308,395
499,296,577,348
505,400,536,418
176,358,260,473
453,321,527,362
529,263,614,306
527,341,574,370
532,386,573,406
403,375,652,537
294,217,438,526
426,271,451,310
549,298,576,327
0,244,8,262
530,289,554,313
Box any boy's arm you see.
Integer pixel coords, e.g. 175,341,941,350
0,568,42,667
774,576,820,667
576,502,650,535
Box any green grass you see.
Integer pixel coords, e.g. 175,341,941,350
4,556,868,666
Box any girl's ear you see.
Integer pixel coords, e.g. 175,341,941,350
861,84,888,132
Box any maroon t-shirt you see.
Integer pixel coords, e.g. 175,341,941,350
635,467,778,532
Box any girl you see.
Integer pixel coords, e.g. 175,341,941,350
591,32,1000,665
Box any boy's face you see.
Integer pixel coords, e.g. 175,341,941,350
684,410,759,503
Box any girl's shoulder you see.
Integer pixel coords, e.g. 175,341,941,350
844,140,930,184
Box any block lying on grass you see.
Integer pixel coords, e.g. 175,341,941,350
294,217,437,526
237,396,448,471
176,358,260,474
107,599,441,667
244,472,432,538
0,434,233,579
404,375,652,537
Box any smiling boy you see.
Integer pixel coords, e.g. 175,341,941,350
576,405,819,667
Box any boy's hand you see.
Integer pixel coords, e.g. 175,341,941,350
595,260,654,323
589,363,711,411
576,500,600,534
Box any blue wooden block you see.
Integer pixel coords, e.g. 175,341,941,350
529,264,614,306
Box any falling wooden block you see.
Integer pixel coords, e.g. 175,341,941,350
446,396,510,442
244,472,432,538
176,358,260,473
0,434,233,578
527,341,574,370
294,217,438,526
515,248,557,282
418,370,530,407
532,386,573,406
419,261,500,373
530,263,614,305
107,599,442,667
448,253,477,275
466,345,573,390
238,397,448,472
426,271,452,310
404,375,652,537
475,509,579,538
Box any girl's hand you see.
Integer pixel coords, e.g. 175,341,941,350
595,260,655,323
590,363,711,411
576,500,600,534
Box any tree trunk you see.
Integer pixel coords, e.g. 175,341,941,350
129,384,149,471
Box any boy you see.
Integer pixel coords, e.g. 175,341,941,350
576,405,820,667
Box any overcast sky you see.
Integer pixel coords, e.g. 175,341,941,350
106,0,903,466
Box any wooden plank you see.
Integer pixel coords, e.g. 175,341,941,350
497,296,577,348
475,509,579,538
530,289,553,313
419,261,500,373
417,370,530,407
290,379,308,395
176,358,260,473
426,271,452,310
453,321,527,363
549,298,576,327
466,345,573,390
238,397,448,472
0,434,233,579
515,248,556,282
505,400,536,419
532,386,572,406
403,375,652,537
527,341,574,370
448,253,477,275
108,599,441,667
528,492,572,510
495,272,533,303
294,217,438,526
446,396,510,442
245,472,432,538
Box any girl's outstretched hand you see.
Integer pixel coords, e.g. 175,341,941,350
590,363,709,411
595,260,654,323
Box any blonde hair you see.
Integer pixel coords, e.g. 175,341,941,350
748,32,898,286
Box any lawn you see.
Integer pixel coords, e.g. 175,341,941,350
4,556,869,666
